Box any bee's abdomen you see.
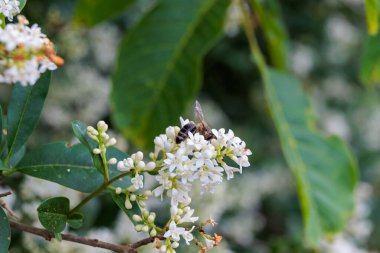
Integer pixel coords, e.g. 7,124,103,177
176,122,197,144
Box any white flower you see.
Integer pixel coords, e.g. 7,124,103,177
164,149,189,173
179,208,198,224
180,117,190,127
164,221,185,242
117,158,134,172
131,174,144,190
154,134,175,155
186,132,208,151
0,0,20,21
222,163,240,180
182,227,195,245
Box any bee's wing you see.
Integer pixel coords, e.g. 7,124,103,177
194,100,207,125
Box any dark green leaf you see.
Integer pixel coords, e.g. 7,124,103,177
110,191,140,225
72,120,102,172
16,142,103,193
37,197,69,233
264,69,357,246
365,0,379,35
112,0,230,149
73,0,135,26
6,72,51,165
68,213,83,229
360,33,380,86
0,208,11,253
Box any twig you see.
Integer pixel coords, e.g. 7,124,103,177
0,191,17,218
9,220,164,253
0,191,11,198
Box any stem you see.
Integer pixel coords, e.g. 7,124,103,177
68,184,106,215
239,0,268,75
100,146,109,182
9,220,164,253
68,171,131,215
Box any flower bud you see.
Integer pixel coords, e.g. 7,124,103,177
159,245,167,253
174,215,181,223
177,209,184,216
142,225,149,232
100,132,109,141
144,190,153,197
108,157,117,165
124,198,132,209
135,151,143,161
92,148,101,154
115,187,122,194
170,206,178,218
132,214,142,222
87,126,98,136
138,199,146,208
106,138,117,147
97,121,108,132
129,194,136,201
136,161,145,169
127,185,137,192
117,161,128,171
135,224,143,232
148,214,155,223
142,209,150,219
150,228,157,237
172,242,179,248
145,161,156,171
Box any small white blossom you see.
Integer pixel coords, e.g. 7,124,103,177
117,158,134,172
131,174,144,190
182,226,195,245
164,221,185,242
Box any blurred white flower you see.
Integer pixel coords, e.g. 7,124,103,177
0,0,20,21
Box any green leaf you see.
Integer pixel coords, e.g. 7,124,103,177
250,0,288,70
37,197,69,233
112,0,230,149
263,69,357,246
365,0,379,35
19,0,27,10
360,33,380,86
72,120,102,172
6,72,51,166
73,0,135,26
0,105,2,146
16,142,103,193
68,213,84,229
110,191,140,225
0,208,11,253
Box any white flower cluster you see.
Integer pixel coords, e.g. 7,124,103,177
151,118,251,252
0,0,20,21
0,16,63,86
113,117,251,252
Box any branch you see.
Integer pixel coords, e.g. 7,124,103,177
0,191,11,198
9,221,163,253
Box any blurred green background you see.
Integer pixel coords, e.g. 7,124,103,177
1,0,379,252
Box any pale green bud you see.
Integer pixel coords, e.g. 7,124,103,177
132,214,142,222
150,228,157,236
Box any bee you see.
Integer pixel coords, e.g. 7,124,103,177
176,101,215,144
